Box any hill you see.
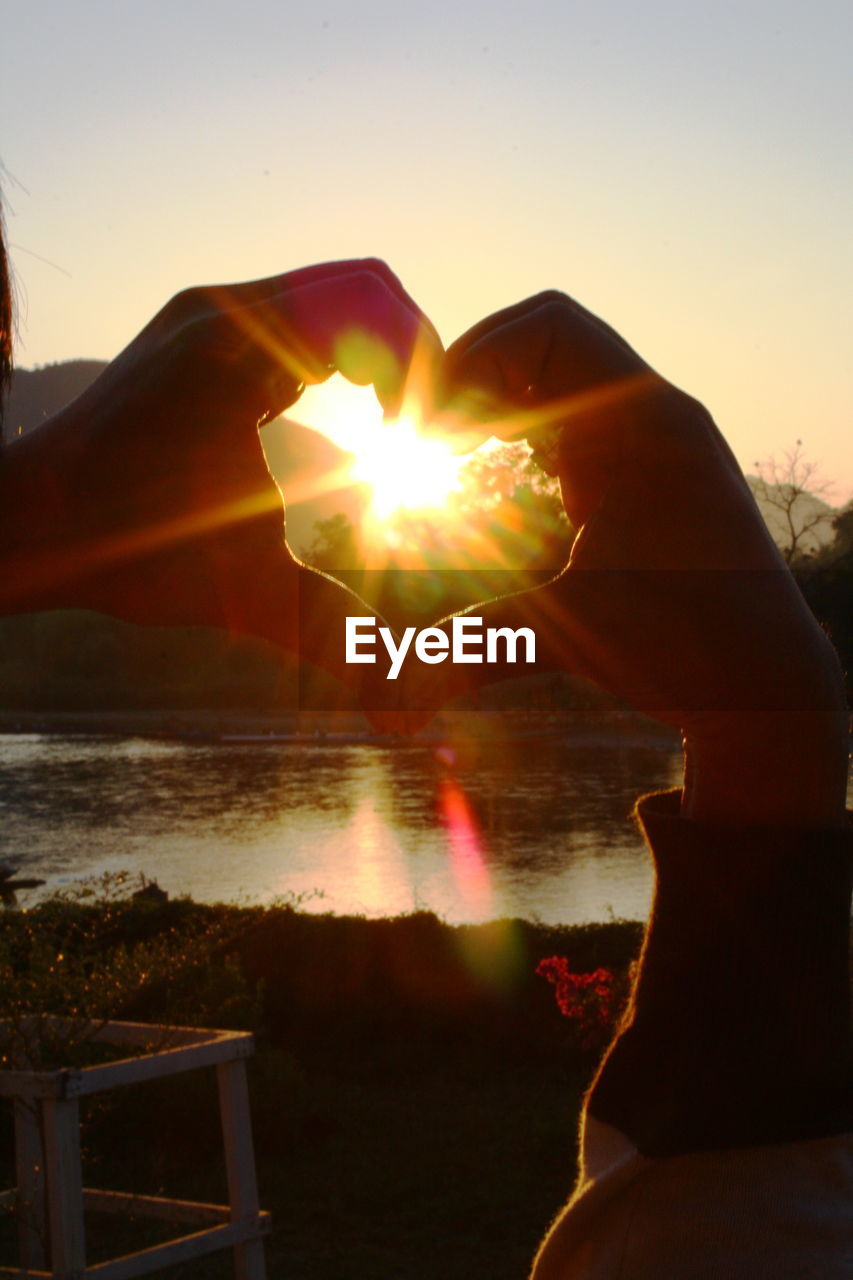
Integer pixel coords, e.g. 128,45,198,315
3,360,108,440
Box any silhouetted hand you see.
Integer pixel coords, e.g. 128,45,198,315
438,292,847,825
0,259,441,705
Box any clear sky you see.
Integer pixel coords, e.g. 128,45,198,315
3,0,851,499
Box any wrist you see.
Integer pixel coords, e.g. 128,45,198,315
682,709,849,828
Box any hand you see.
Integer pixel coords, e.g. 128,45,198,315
440,292,848,825
0,259,442,700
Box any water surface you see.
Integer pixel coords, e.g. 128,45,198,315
2,730,840,925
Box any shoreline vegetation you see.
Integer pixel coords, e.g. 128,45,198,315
0,888,644,1278
0,704,682,749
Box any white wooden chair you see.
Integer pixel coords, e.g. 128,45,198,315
0,1018,269,1279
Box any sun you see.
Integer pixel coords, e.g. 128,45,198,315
349,416,464,519
290,374,464,520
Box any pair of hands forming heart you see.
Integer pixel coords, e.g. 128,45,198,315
0,259,846,826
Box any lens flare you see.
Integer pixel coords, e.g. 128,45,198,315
437,775,493,917
351,415,464,519
290,375,463,520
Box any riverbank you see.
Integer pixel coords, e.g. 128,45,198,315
0,894,644,1278
0,704,681,750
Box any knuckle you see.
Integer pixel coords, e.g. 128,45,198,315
530,289,571,311
164,285,207,327
357,256,395,285
171,310,248,384
638,385,716,461
336,268,386,322
204,309,241,343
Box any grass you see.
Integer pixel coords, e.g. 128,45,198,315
0,891,644,1278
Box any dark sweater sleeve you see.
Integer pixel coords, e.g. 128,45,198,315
586,789,853,1158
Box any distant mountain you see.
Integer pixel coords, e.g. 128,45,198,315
4,360,108,441
260,415,365,555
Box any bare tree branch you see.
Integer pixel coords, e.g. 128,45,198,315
749,440,836,565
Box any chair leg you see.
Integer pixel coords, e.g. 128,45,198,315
14,1097,46,1270
217,1059,266,1280
42,1096,86,1279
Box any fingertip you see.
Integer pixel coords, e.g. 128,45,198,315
378,320,445,420
377,386,404,418
418,405,491,455
435,377,516,452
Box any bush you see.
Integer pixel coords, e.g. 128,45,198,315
0,875,261,1072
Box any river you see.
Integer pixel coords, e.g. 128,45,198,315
0,729,848,924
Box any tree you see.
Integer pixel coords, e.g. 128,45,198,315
749,440,836,565
296,443,575,628
449,442,574,572
794,501,853,700
299,512,362,571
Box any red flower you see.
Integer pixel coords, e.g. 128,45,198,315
536,955,626,1054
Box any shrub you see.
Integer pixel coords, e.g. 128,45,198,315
535,954,633,1055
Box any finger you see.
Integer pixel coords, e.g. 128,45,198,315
169,259,438,341
287,269,443,407
429,295,565,452
442,296,662,525
450,297,646,403
446,291,569,368
440,299,640,464
204,258,438,338
440,290,649,438
446,290,641,373
178,259,443,417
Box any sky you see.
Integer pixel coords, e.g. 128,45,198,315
2,0,852,500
